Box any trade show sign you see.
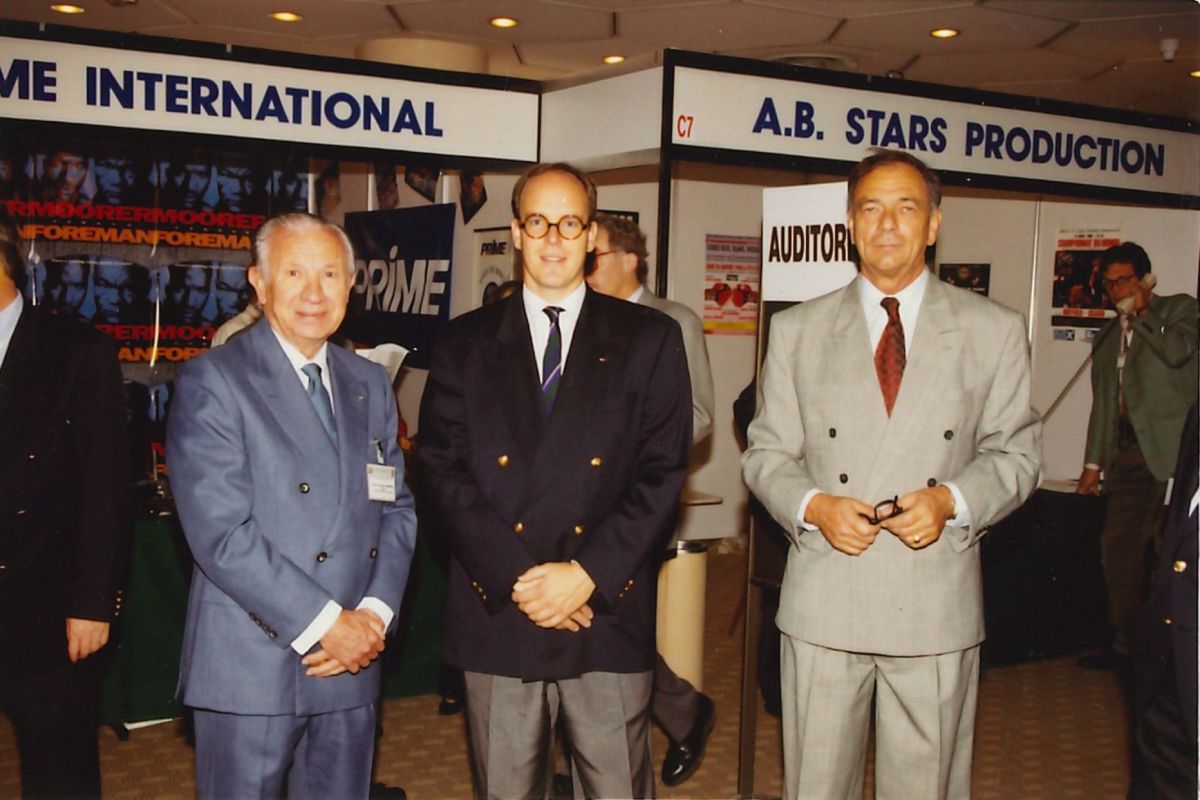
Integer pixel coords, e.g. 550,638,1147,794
672,66,1198,200
0,34,538,162
761,182,856,304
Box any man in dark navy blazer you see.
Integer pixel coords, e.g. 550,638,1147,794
419,163,692,799
1128,403,1198,800
0,214,130,798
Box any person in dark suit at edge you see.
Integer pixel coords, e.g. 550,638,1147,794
419,163,692,799
0,212,131,798
1127,403,1198,800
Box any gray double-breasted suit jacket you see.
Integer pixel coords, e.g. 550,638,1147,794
743,274,1042,657
166,319,417,716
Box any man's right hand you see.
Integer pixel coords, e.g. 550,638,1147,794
805,493,880,556
304,609,385,676
1076,467,1102,495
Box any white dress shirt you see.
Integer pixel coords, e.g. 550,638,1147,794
0,291,22,371
523,280,587,378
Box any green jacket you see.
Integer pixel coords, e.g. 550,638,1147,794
1085,292,1199,482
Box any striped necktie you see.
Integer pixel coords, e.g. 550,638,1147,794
541,306,564,415
875,297,905,416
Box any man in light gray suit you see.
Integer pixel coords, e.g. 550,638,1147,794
587,211,717,787
167,213,417,799
743,149,1041,800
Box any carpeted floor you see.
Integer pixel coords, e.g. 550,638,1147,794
0,547,1131,799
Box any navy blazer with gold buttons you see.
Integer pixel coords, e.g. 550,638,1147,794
419,288,692,681
0,305,130,675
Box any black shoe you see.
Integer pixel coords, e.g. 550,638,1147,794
438,695,463,715
661,694,715,787
1078,649,1119,670
369,783,407,800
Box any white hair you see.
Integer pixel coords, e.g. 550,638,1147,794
253,213,355,285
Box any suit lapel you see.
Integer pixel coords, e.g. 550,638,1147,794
867,276,962,497
485,294,544,462
527,290,615,502
324,346,369,548
0,308,40,458
245,321,342,479
829,280,890,492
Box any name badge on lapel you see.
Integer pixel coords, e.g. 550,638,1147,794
367,439,395,501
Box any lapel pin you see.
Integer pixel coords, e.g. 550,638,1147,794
597,356,607,363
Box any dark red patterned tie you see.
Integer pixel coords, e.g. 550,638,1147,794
875,297,905,416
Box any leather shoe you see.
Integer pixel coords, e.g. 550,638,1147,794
661,694,715,787
368,783,407,800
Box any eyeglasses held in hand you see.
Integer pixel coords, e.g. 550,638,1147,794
862,495,904,525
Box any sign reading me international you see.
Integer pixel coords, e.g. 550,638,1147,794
0,35,539,162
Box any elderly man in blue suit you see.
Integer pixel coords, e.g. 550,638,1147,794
167,213,417,799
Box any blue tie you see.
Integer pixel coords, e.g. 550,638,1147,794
541,306,563,416
301,363,337,443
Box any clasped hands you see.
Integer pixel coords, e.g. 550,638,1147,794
806,485,955,556
512,561,596,633
302,608,386,678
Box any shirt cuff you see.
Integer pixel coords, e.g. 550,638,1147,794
796,488,822,531
1084,463,1102,472
943,482,972,528
356,597,395,632
290,599,342,654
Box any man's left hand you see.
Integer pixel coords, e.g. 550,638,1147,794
66,618,110,663
885,486,956,550
512,562,596,629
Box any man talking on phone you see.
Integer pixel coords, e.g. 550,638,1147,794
1076,242,1198,671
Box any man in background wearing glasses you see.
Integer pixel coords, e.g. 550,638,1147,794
743,149,1042,800
419,163,692,798
1075,243,1198,672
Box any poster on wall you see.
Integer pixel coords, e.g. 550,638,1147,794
343,204,456,370
2,138,310,482
703,233,760,335
939,263,990,296
1052,228,1121,334
472,226,514,307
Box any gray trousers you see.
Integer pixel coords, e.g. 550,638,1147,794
192,703,376,800
652,653,702,742
464,669,654,800
780,635,979,800
1100,442,1167,654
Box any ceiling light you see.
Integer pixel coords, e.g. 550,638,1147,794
270,11,302,22
1191,69,1200,78
490,17,518,29
50,4,86,13
930,28,959,39
602,55,625,65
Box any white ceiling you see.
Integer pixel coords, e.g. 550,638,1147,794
4,0,1198,122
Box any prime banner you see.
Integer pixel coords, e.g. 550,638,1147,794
343,204,456,371
0,34,538,162
671,66,1199,199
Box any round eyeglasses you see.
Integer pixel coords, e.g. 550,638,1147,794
519,214,588,240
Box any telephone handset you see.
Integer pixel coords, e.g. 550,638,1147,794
1115,273,1157,315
